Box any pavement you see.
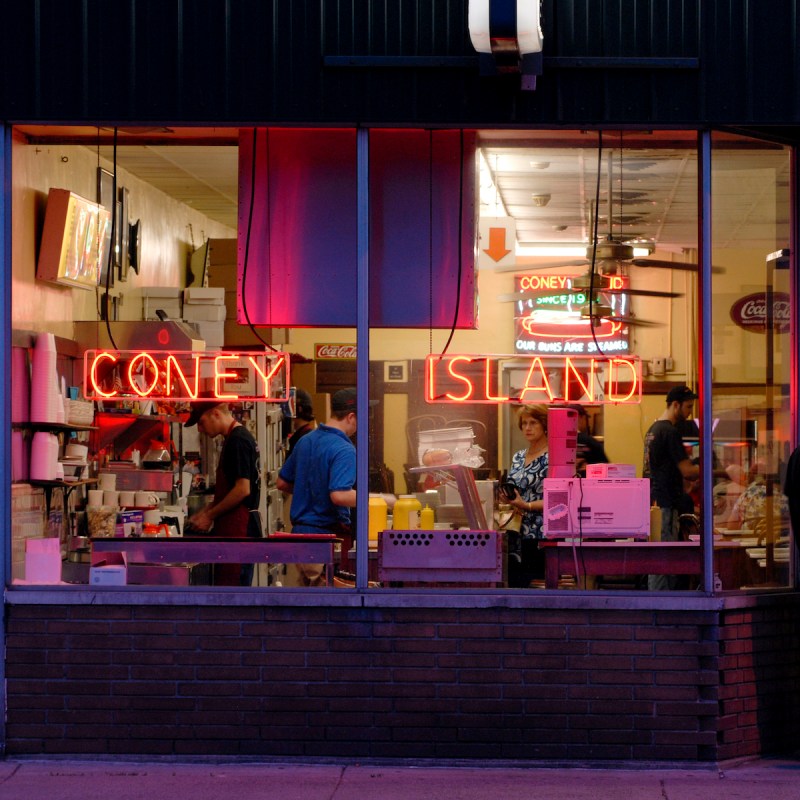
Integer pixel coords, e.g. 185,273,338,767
0,757,799,800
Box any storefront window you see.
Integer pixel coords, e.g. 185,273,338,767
368,130,704,590
8,125,794,593
709,132,793,588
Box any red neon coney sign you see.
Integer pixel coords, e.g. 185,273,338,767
83,350,289,402
424,354,641,405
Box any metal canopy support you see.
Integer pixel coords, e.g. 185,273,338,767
699,131,714,595
356,128,369,590
0,123,10,751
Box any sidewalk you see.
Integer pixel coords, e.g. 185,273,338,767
0,757,798,800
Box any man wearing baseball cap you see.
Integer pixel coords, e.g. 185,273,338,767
642,385,700,590
184,398,262,586
286,388,316,456
276,388,360,586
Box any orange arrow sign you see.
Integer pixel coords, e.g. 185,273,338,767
483,227,512,261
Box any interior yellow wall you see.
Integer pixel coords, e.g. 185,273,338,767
285,265,697,480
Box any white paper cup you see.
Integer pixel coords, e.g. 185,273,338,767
98,473,117,491
88,489,104,507
119,491,136,507
65,443,88,460
103,490,119,507
135,491,159,507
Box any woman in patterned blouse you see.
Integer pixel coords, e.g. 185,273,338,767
507,404,549,586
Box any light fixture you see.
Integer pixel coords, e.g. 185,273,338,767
516,244,587,257
515,243,655,258
531,193,551,207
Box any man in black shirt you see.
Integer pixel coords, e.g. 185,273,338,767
642,386,700,590
185,400,262,586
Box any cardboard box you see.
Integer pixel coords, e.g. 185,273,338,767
24,537,61,584
89,552,128,586
291,362,317,393
144,299,182,321
206,239,238,291
141,286,182,298
184,287,225,304
222,320,288,347
183,304,227,322
116,510,143,538
224,289,237,320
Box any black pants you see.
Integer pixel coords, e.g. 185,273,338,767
508,533,546,588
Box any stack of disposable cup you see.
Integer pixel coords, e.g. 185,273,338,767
30,432,59,480
11,430,29,481
29,333,60,424
11,347,30,424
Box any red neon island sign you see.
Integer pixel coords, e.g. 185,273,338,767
83,350,289,402
425,354,641,405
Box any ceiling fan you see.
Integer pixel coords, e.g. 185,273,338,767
497,270,672,328
493,145,716,277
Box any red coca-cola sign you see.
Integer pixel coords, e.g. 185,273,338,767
315,343,357,360
729,292,791,333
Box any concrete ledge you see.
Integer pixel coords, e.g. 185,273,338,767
6,585,799,611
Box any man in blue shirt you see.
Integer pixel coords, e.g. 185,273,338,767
277,388,359,585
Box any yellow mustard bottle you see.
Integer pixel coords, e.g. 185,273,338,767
419,504,435,530
368,494,388,545
393,495,422,530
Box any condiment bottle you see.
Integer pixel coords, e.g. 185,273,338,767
368,494,388,545
419,504,435,530
393,495,422,530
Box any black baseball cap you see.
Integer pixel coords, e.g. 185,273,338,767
330,388,378,414
184,396,224,427
666,386,698,405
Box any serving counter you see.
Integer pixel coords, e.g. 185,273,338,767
90,534,338,586
539,539,748,590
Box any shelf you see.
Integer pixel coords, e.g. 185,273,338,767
12,422,97,432
29,478,97,490
26,478,98,517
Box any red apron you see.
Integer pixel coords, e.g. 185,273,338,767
211,446,250,586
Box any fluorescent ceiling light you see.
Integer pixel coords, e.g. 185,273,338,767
515,244,653,257
516,244,586,257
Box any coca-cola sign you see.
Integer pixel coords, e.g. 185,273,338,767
729,292,791,334
315,343,357,360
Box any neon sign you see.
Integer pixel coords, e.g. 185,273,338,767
83,350,289,402
425,354,641,405
513,273,631,355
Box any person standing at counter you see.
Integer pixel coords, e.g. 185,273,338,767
287,388,316,455
276,388,358,586
642,385,700,590
184,400,262,586
507,404,549,588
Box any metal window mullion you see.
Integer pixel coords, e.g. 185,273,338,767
699,130,714,594
356,127,369,590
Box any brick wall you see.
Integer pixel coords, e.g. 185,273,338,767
3,596,798,762
717,602,800,761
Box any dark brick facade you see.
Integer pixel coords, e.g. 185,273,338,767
4,593,799,762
